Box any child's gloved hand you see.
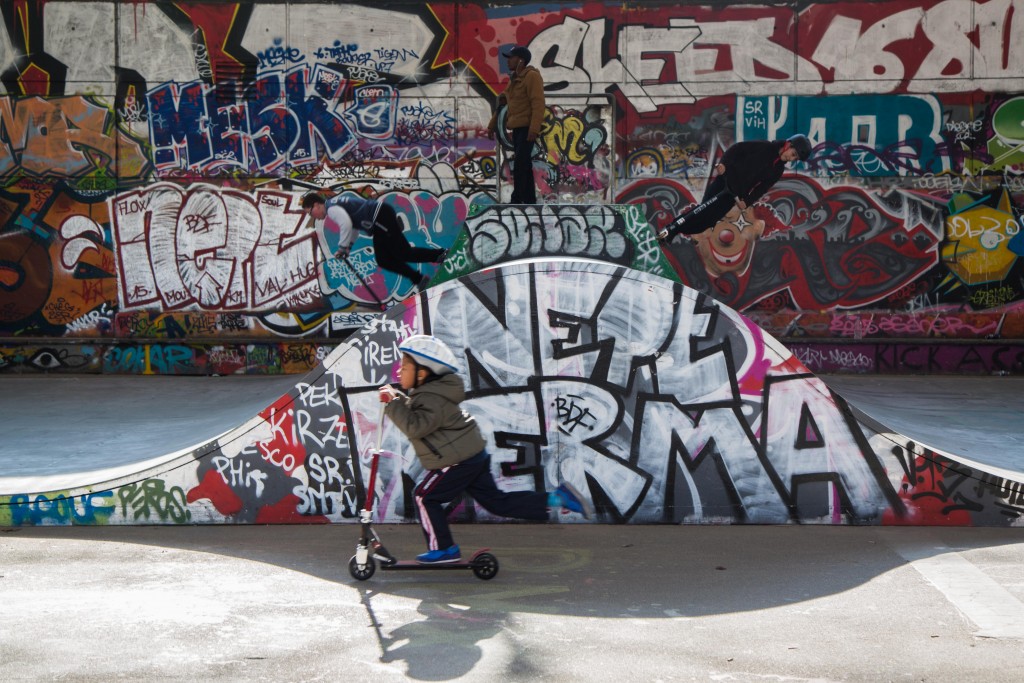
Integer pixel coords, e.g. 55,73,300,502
378,384,398,403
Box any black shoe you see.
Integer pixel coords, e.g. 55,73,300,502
433,247,447,264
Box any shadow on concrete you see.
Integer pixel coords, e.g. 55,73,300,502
5,522,1024,679
4,523,1019,616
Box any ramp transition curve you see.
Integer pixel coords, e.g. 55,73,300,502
2,257,1023,527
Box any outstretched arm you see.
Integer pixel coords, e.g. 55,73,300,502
325,205,355,257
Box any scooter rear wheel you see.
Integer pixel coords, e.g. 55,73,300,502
349,555,376,580
471,552,499,580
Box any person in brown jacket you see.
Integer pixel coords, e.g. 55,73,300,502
487,45,546,204
380,335,590,563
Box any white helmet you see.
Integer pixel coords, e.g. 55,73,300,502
398,335,459,375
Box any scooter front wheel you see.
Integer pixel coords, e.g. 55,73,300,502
349,555,376,581
471,552,499,580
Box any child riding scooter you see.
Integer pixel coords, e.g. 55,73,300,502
380,334,591,564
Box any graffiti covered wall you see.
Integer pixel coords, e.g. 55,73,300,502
3,1,1024,374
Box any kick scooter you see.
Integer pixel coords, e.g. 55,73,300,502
347,404,500,581
339,254,389,312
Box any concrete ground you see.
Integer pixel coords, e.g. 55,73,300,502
2,523,1024,681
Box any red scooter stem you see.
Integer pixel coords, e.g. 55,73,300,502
362,403,387,516
355,400,396,567
362,452,381,515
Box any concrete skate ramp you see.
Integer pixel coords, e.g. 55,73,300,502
0,374,298,490
820,375,1024,474
3,259,1023,527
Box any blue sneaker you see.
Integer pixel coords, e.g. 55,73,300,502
416,544,461,564
555,483,593,519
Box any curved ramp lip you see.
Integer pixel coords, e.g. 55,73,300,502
480,254,620,271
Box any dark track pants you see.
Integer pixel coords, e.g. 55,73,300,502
414,451,549,551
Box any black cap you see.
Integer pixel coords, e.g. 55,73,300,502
503,46,532,64
787,134,812,161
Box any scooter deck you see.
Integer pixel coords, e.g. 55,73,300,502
382,560,477,570
381,548,491,571
349,538,498,580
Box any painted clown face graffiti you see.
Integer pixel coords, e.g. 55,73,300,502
692,204,765,277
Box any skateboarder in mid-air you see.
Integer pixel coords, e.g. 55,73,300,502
658,134,812,241
378,334,592,563
301,192,445,291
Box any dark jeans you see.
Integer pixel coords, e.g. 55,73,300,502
414,451,549,551
510,126,537,204
664,173,738,238
702,174,730,203
370,203,442,284
665,188,735,237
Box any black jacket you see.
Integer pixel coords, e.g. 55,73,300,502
327,195,381,232
719,140,787,203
